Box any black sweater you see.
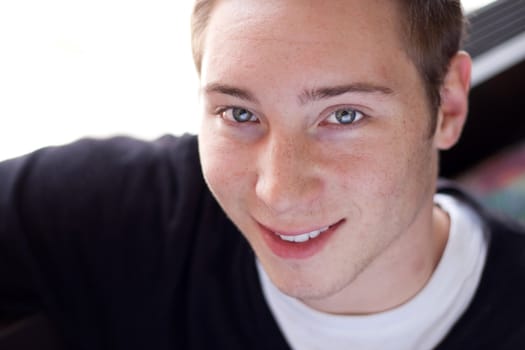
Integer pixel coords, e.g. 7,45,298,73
1,135,525,349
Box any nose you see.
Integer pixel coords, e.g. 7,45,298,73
255,135,323,214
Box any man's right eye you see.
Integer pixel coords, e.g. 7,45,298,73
221,107,258,123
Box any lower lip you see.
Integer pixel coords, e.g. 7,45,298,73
259,220,344,260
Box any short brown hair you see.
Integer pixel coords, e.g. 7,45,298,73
191,0,467,129
397,0,467,130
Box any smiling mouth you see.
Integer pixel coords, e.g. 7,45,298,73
275,226,331,243
259,219,344,259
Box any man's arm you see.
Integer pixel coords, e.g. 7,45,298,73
0,136,182,347
0,152,43,321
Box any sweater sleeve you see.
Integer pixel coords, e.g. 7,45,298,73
0,152,41,320
0,135,202,346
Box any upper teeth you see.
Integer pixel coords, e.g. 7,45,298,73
277,227,330,243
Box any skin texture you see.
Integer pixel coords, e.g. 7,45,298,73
198,0,471,314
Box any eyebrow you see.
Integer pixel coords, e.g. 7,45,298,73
203,82,394,105
299,83,394,105
203,83,259,103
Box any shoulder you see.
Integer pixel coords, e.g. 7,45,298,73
25,133,199,179
1,134,206,240
17,133,200,198
436,179,525,349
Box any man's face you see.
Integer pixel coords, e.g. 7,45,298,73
198,0,440,309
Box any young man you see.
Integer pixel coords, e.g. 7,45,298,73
1,0,525,349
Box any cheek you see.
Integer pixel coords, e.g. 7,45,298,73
198,130,253,202
333,131,434,207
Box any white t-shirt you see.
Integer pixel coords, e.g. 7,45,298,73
257,194,489,350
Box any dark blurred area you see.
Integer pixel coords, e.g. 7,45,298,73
0,314,65,350
440,0,525,223
441,0,525,177
440,59,525,177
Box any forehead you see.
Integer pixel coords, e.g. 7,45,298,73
200,0,416,94
206,0,403,38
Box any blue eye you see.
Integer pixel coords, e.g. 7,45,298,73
325,108,364,125
221,107,258,123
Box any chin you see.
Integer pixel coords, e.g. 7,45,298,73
281,283,342,302
262,257,361,302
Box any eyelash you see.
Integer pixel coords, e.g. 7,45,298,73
217,107,259,124
215,106,367,127
322,107,366,127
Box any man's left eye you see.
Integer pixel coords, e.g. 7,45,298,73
325,108,365,125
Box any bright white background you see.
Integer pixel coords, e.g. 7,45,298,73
0,0,496,161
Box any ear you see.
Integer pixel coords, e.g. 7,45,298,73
434,51,472,150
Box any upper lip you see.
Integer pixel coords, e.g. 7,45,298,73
256,219,343,236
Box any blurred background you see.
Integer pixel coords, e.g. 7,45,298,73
0,0,197,161
0,0,524,221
